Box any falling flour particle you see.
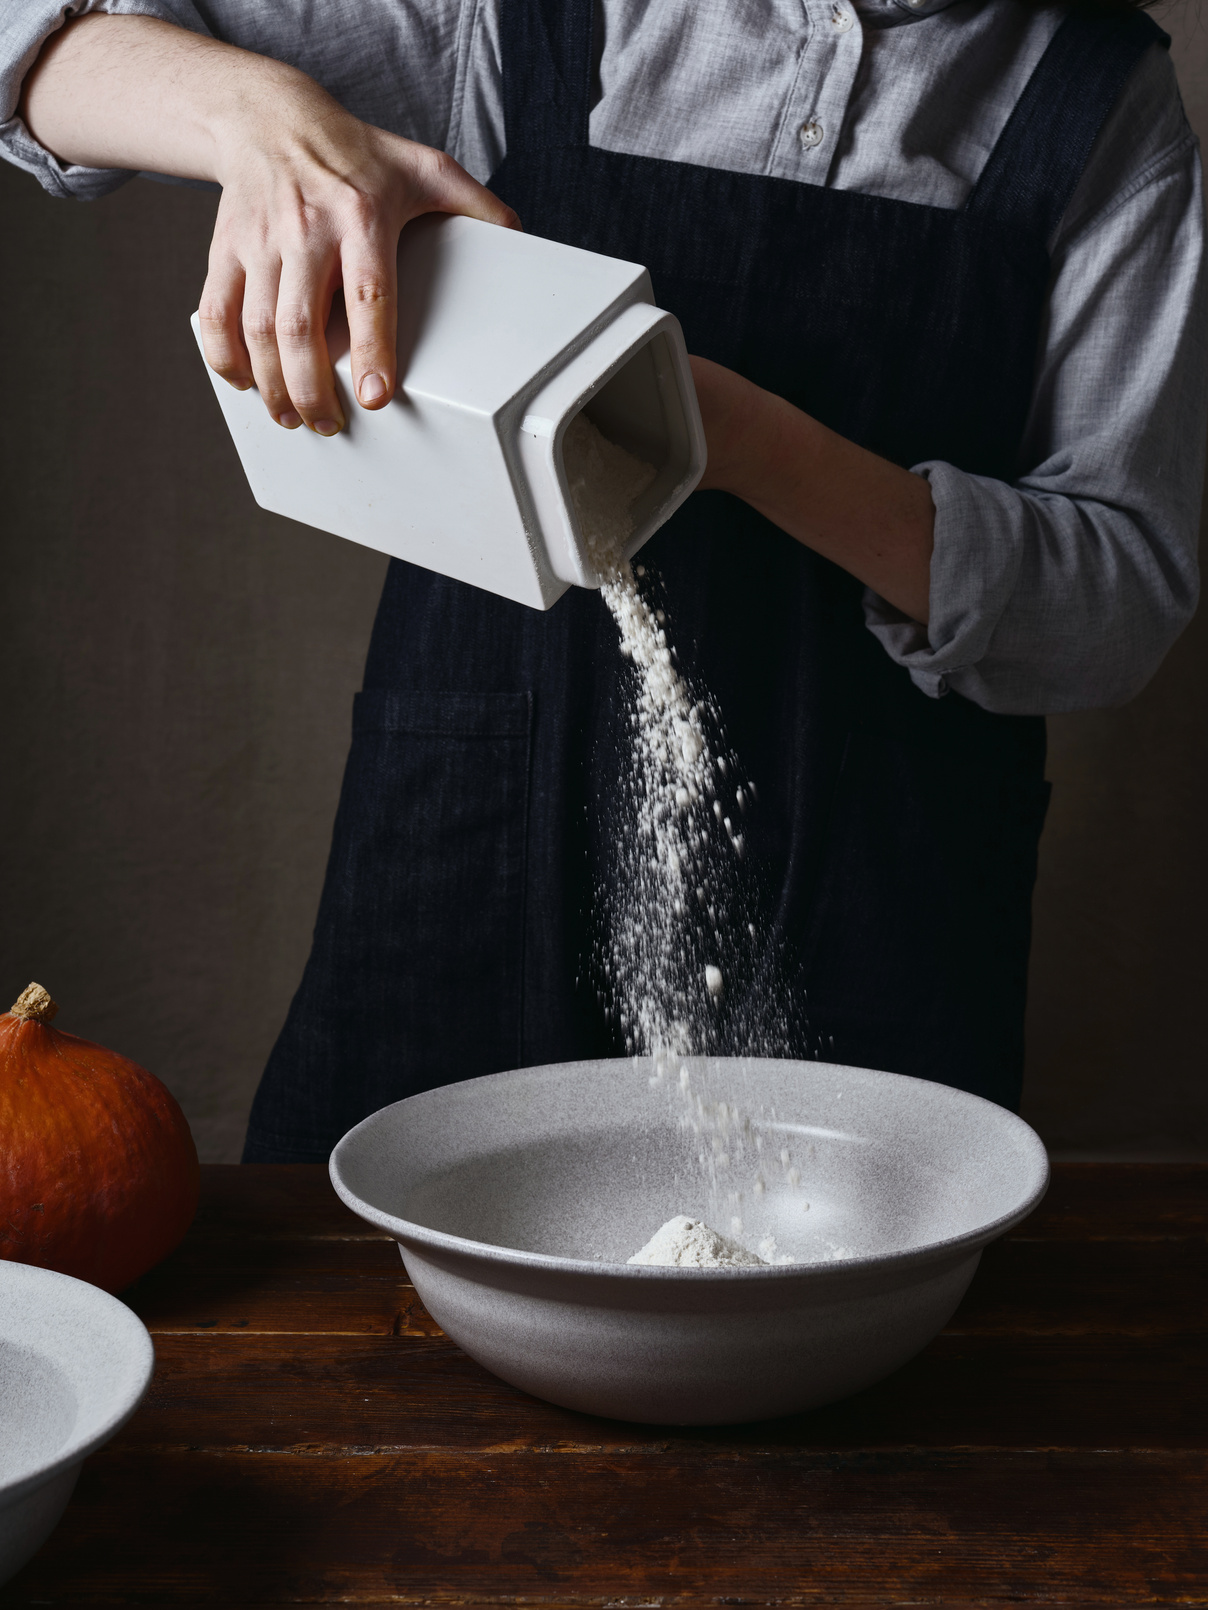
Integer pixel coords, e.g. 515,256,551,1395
563,414,802,1250
628,1215,767,1268
562,410,768,1060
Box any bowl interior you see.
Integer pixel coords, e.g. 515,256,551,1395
334,1057,1048,1265
0,1263,154,1498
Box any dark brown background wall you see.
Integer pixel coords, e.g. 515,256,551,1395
2,13,1205,1161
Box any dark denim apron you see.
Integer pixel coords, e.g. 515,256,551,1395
243,0,1164,1162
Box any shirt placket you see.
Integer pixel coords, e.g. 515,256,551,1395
767,0,865,185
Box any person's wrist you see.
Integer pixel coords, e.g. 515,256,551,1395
208,56,333,184
690,357,771,497
708,380,773,501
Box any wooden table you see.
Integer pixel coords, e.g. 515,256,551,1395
3,1163,1205,1607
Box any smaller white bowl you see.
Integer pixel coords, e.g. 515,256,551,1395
0,1261,154,1586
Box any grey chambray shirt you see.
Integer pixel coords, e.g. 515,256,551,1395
2,0,1205,714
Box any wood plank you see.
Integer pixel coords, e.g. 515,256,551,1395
5,1167,1203,1608
125,1239,432,1337
6,1447,1207,1605
952,1238,1208,1335
123,1220,1208,1339
7,1599,1116,1610
1010,1163,1208,1241
5,1603,1122,1610
110,1329,1207,1453
188,1164,380,1242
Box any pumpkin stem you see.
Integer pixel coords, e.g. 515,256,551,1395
11,983,59,1024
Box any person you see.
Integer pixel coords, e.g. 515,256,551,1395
3,0,1204,1161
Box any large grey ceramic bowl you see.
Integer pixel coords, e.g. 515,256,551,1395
330,1056,1048,1424
0,1262,154,1585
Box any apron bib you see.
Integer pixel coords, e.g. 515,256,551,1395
243,0,1164,1162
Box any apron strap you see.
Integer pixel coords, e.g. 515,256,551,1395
499,0,595,155
966,6,1169,239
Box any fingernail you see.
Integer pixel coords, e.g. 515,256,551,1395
227,378,254,392
359,373,388,404
278,410,302,429
313,419,343,437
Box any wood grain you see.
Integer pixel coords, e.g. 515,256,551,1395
7,1448,1208,1605
110,1329,1206,1453
126,1237,419,1336
1015,1163,1208,1239
186,1163,380,1242
123,1234,1208,1339
2,1163,1204,1608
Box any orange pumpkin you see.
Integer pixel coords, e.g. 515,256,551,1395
0,983,199,1292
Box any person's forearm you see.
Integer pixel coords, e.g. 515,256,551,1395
691,357,934,624
19,14,298,182
18,13,517,437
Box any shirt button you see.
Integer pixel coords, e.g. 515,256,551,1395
831,6,854,28
798,119,825,149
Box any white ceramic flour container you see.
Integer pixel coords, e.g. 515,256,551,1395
192,214,707,610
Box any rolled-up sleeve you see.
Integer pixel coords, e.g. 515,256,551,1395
2,0,468,197
866,49,1207,716
0,1,213,199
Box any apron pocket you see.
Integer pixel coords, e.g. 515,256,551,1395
247,690,533,1159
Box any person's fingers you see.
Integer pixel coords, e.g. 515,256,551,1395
198,251,253,391
341,228,398,410
415,144,522,231
201,132,518,434
240,255,301,429
274,249,345,435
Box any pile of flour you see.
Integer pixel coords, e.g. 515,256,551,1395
562,411,764,1057
629,1214,797,1267
628,1215,766,1267
562,411,659,563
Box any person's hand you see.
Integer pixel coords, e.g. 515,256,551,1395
200,80,519,435
20,14,519,437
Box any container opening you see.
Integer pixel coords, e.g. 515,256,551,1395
573,332,694,553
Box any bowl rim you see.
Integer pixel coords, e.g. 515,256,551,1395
328,1056,1051,1282
0,1262,155,1508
